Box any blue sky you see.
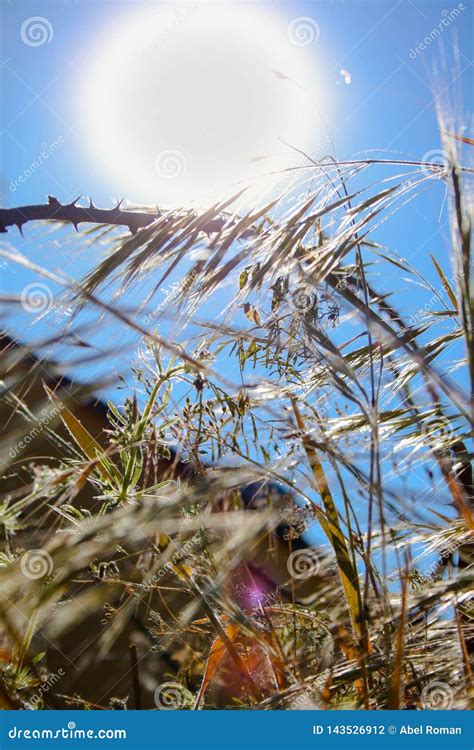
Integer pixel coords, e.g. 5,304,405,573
1,1,472,383
0,0,472,554
1,2,472,199
1,2,472,290
1,0,471,388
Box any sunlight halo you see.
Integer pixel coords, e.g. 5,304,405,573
83,3,324,207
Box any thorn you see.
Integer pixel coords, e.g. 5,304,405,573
88,197,95,209
16,222,24,237
128,225,137,235
47,196,60,207
69,195,82,207
116,198,124,210
72,222,79,232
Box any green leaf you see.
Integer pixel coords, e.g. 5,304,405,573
430,254,458,311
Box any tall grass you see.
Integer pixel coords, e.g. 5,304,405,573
0,125,472,709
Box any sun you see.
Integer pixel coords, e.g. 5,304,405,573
82,3,324,207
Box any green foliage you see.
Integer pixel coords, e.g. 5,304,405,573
0,127,472,710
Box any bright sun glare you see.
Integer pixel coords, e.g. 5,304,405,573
84,3,323,207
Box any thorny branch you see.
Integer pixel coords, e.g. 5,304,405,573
0,196,230,236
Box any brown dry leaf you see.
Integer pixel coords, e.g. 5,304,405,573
243,303,261,326
194,622,241,708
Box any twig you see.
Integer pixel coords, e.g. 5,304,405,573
0,196,231,236
129,643,142,710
